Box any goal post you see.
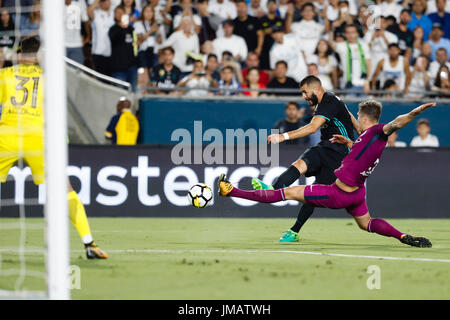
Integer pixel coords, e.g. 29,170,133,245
42,0,70,300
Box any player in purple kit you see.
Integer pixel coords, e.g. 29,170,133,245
219,100,435,247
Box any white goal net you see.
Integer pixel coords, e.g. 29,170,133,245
0,0,69,299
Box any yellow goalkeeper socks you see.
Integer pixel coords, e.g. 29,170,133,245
68,191,93,246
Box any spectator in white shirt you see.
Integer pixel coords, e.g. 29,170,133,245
375,0,403,22
88,0,115,76
65,0,90,65
307,63,333,90
429,48,450,83
163,17,200,73
135,4,163,88
208,0,237,20
371,43,411,92
248,0,267,18
213,20,248,62
87,0,121,8
364,17,398,80
308,39,339,89
288,2,324,57
178,59,218,96
387,131,407,147
406,54,430,98
270,25,307,82
326,0,340,22
278,0,290,20
172,0,202,34
206,0,237,38
410,118,440,147
329,24,371,93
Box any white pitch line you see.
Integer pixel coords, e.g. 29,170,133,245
101,249,450,264
1,248,450,264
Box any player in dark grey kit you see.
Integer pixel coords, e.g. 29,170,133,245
252,75,361,242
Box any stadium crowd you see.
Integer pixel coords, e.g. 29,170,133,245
0,0,449,96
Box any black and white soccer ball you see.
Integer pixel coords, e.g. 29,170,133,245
188,183,213,208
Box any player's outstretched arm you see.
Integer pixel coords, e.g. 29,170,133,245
268,116,326,144
383,102,436,136
330,134,354,149
348,111,362,135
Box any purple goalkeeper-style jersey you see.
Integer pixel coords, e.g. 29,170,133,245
334,123,389,187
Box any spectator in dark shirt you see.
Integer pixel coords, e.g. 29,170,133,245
0,9,14,47
267,60,300,96
387,9,414,61
0,8,14,68
233,0,264,55
196,0,218,45
273,101,309,145
150,46,182,94
259,0,283,70
109,5,138,90
205,53,220,82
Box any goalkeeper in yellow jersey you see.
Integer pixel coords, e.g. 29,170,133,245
0,37,107,259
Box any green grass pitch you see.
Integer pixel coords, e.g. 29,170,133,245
0,217,449,299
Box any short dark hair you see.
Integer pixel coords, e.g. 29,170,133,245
388,42,400,49
417,118,430,127
345,24,358,32
286,101,299,109
221,65,234,73
400,8,411,15
358,100,382,122
207,53,218,61
275,60,288,68
20,36,40,54
299,75,322,88
162,46,175,54
301,2,315,11
222,50,233,57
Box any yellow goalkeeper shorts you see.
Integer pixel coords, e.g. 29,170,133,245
0,130,45,185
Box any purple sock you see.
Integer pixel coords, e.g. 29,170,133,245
228,188,286,203
368,218,404,240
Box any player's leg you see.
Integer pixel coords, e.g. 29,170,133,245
287,164,336,237
272,159,307,189
252,146,320,190
219,173,306,203
26,144,108,259
351,208,432,248
283,158,338,242
67,181,108,259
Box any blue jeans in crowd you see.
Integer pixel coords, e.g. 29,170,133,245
66,47,85,65
112,66,138,91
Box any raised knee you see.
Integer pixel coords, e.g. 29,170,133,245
357,219,370,231
292,159,306,173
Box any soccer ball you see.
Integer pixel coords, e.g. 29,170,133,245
188,183,213,208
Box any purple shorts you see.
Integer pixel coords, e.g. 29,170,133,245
303,183,368,217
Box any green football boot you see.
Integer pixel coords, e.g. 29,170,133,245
279,230,299,243
251,178,274,190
